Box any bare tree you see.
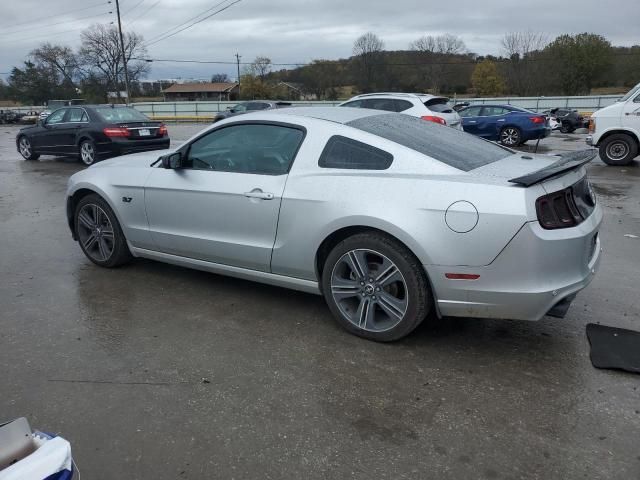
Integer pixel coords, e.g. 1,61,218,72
353,32,384,91
249,56,272,82
501,31,548,95
410,34,466,54
409,34,467,93
30,43,79,88
78,24,149,100
211,73,231,83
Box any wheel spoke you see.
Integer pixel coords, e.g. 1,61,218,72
355,297,375,329
78,211,95,229
331,277,361,301
376,261,400,286
346,250,368,279
98,237,110,260
101,227,114,239
376,291,407,320
83,233,97,250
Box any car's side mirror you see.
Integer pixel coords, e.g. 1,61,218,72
162,152,183,169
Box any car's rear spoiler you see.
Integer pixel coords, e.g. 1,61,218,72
509,150,597,187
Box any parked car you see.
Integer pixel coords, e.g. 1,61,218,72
457,104,551,146
587,81,640,166
65,107,601,341
16,105,169,166
338,93,464,130
212,100,292,122
0,109,19,124
543,108,587,133
19,111,40,124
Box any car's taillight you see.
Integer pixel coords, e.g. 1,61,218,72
421,115,446,125
536,187,583,229
529,116,545,124
588,118,595,134
158,124,168,136
103,127,129,137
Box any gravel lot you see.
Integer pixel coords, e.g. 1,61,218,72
1,123,639,479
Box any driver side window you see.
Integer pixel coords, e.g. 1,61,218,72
46,109,67,124
184,124,304,175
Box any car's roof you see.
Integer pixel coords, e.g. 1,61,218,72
251,106,392,124
349,92,444,101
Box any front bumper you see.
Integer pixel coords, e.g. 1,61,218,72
428,204,603,321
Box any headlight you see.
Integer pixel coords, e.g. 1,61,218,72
588,118,595,134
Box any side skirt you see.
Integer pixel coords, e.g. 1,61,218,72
130,246,322,295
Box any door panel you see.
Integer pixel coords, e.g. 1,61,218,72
143,122,305,272
144,169,287,271
460,106,483,135
32,108,68,152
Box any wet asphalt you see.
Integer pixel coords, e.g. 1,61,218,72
1,124,639,479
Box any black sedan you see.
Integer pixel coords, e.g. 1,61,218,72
212,100,291,122
16,105,170,165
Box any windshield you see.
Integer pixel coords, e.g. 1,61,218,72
231,103,248,112
618,82,640,102
95,107,150,123
347,114,511,172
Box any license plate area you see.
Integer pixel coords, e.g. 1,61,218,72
139,129,151,136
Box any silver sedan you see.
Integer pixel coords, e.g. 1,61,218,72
66,107,602,341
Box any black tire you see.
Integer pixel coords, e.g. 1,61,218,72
79,139,98,166
599,134,639,166
74,194,132,268
17,135,40,160
499,126,522,147
321,232,431,342
560,121,573,134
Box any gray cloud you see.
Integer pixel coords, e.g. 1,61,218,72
1,0,638,80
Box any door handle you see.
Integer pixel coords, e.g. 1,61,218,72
497,119,506,122
468,120,477,124
244,189,274,200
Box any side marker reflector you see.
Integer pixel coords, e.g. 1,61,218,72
445,273,480,280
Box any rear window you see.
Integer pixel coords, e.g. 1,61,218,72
424,98,454,113
346,114,511,172
94,107,150,123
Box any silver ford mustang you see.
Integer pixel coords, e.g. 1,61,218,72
66,107,602,341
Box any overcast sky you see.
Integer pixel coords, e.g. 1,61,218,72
1,0,638,81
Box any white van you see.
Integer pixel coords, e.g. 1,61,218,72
587,82,640,166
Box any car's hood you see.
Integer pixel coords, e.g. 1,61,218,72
591,102,624,118
90,149,172,169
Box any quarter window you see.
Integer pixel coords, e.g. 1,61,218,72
67,108,88,122
318,135,393,170
184,123,304,175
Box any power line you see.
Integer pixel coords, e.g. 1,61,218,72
144,0,242,48
123,0,145,16
142,0,232,44
126,0,160,28
0,1,109,30
1,13,113,45
0,11,113,38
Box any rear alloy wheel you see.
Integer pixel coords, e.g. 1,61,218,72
322,232,431,342
75,194,132,267
79,139,97,166
560,121,573,134
599,134,638,166
500,127,522,147
18,136,39,160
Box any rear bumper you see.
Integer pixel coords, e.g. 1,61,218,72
428,204,603,321
97,137,170,156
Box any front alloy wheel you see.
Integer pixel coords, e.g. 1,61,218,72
500,127,521,147
18,136,39,160
74,194,132,267
322,232,431,341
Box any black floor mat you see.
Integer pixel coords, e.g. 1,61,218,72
586,323,640,374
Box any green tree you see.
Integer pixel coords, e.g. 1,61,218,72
7,61,64,105
471,60,505,96
544,33,612,94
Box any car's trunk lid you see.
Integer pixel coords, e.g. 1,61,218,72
470,150,597,189
110,121,163,139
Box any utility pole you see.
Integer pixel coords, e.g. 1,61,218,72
114,0,131,104
235,53,241,99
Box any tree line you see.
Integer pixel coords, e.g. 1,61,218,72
0,26,638,104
